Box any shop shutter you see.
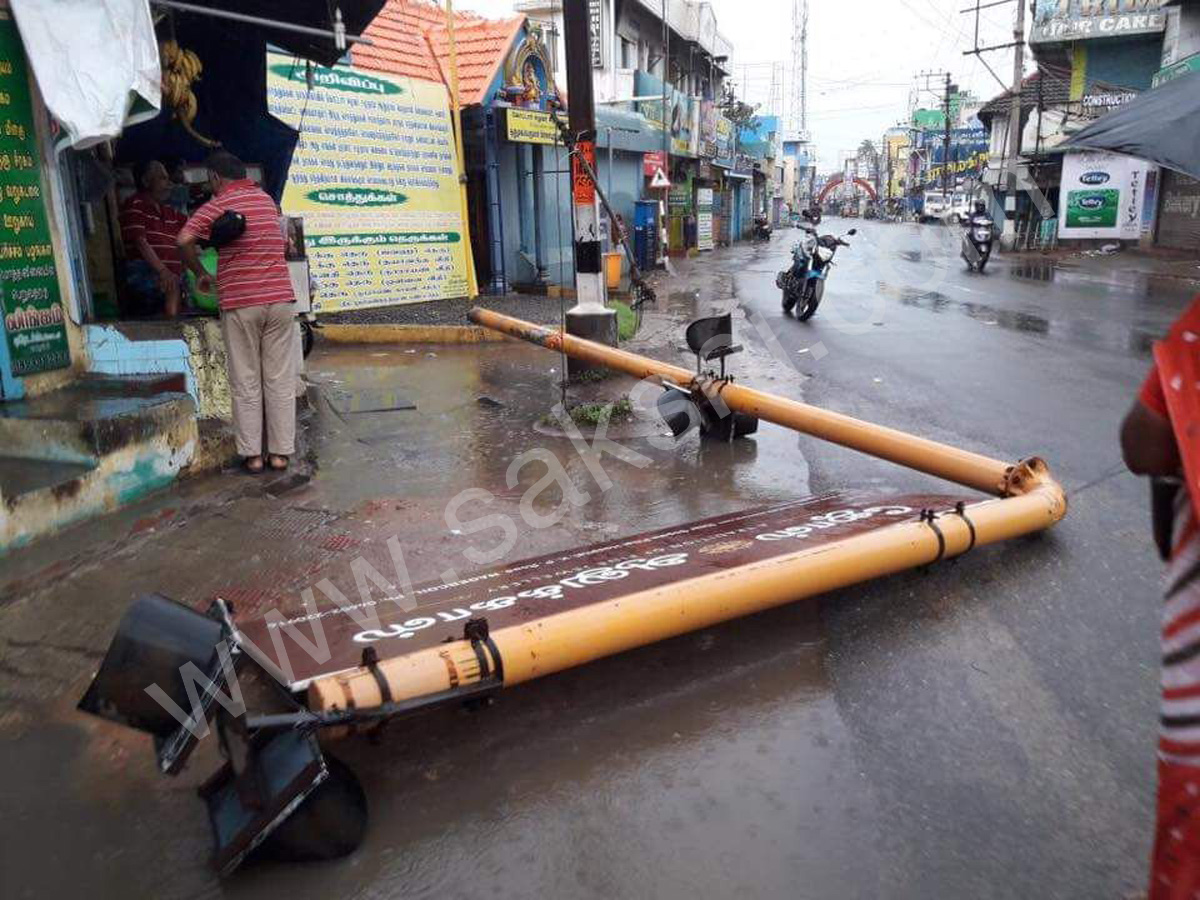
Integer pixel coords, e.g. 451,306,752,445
1157,171,1200,250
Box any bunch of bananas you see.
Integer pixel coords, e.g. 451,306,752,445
159,39,219,148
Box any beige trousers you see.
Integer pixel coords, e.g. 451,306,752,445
221,301,297,458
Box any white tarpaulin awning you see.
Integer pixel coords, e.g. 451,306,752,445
10,0,160,149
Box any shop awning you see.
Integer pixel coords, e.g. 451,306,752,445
154,0,387,68
1057,70,1200,182
10,0,161,150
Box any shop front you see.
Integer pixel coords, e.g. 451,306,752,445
0,0,388,551
1155,170,1200,250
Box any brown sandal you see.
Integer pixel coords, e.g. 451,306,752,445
243,455,264,474
268,454,289,471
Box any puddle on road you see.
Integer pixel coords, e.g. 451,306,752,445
305,342,814,533
876,280,1161,357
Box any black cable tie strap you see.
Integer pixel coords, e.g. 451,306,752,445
464,616,503,682
484,635,505,683
920,508,946,564
361,645,393,705
951,501,978,554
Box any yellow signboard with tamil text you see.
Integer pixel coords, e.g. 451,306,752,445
506,108,559,145
266,54,469,311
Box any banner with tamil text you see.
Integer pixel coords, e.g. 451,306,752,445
266,55,469,311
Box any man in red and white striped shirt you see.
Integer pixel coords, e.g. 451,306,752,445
120,160,186,317
179,151,296,474
1123,293,1200,899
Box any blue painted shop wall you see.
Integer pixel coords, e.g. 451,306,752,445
499,143,646,287
596,149,644,246
1086,35,1163,90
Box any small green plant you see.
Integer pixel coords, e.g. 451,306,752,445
540,396,634,427
569,368,612,385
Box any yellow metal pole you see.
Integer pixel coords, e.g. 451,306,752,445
445,0,479,299
308,313,1068,715
468,307,1020,496
309,477,1066,713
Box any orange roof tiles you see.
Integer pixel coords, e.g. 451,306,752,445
352,0,525,106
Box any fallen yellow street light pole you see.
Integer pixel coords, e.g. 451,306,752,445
468,307,1019,496
310,476,1065,713
307,309,1067,715
80,306,1070,874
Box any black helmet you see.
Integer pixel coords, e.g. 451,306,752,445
973,199,987,214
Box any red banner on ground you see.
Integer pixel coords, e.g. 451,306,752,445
235,492,973,688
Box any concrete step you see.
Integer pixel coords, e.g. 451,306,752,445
0,375,191,464
0,456,94,500
1,376,199,553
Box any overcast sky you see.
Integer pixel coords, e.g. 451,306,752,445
450,0,1025,170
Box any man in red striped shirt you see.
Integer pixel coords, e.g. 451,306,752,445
120,160,186,317
1123,294,1200,899
178,151,297,474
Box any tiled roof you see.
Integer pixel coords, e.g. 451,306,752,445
977,70,1074,124
352,0,525,106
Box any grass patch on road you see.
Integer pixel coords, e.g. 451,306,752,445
612,301,638,341
540,396,634,428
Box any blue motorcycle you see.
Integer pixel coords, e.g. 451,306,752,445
777,212,855,322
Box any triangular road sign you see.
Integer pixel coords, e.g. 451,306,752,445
649,167,671,189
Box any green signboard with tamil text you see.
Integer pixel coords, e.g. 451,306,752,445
0,16,69,377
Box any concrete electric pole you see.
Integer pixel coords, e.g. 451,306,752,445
562,0,617,357
1002,0,1027,248
962,0,1028,248
942,72,953,199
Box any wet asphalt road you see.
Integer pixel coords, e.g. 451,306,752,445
3,221,1197,899
730,219,1191,898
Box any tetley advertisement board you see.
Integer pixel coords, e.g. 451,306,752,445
1058,150,1155,240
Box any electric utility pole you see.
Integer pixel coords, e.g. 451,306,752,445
961,0,1026,248
562,0,616,358
942,72,952,199
917,70,951,199
1003,0,1027,248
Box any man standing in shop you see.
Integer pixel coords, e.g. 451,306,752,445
178,150,296,474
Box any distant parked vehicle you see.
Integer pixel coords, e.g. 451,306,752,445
920,191,949,223
921,191,974,224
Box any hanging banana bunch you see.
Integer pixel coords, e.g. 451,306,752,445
160,39,220,149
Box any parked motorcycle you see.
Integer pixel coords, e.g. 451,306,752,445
777,214,856,321
960,201,995,272
752,214,772,242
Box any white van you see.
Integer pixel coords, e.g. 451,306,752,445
922,191,973,223
921,192,949,222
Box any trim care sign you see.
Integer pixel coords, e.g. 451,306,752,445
1059,151,1155,240
1031,0,1169,43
